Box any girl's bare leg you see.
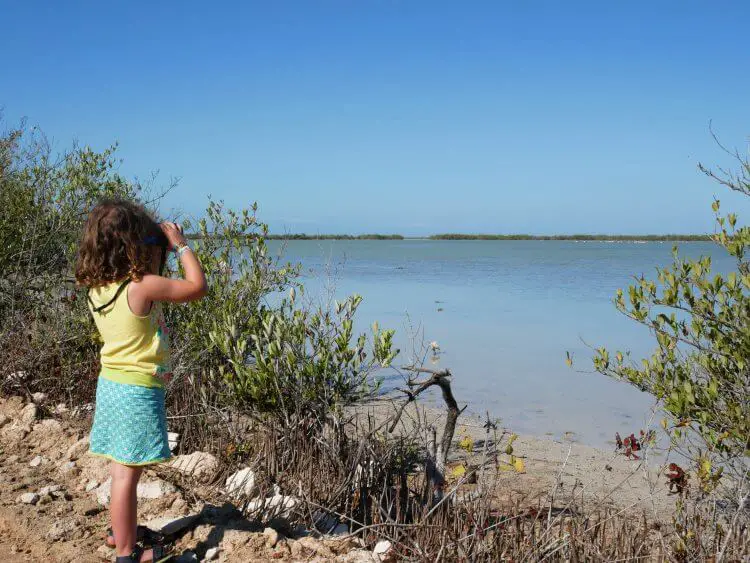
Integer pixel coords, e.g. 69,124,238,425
110,462,142,557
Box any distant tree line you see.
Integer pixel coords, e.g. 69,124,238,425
186,233,405,241
187,233,710,242
428,233,711,241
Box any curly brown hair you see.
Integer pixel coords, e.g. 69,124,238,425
75,198,168,288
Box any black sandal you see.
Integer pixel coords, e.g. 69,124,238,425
106,526,166,547
114,543,174,562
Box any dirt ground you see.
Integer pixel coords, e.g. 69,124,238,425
0,394,679,562
0,395,375,563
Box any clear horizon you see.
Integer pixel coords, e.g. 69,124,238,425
2,1,750,235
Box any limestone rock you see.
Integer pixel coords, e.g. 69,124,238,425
31,392,48,404
95,477,176,506
17,492,40,505
39,484,62,497
59,461,79,476
95,478,112,506
85,480,99,492
245,491,299,520
225,467,256,498
137,478,177,499
19,403,37,425
66,436,89,461
263,526,280,548
29,455,45,467
144,513,201,536
169,451,218,482
204,546,220,561
168,432,179,452
47,518,77,541
373,540,394,561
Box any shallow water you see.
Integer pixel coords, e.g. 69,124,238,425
266,239,732,448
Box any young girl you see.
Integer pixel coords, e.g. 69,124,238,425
76,198,207,563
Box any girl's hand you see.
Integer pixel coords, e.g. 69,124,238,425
160,222,186,251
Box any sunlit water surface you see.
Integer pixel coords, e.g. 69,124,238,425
263,240,731,448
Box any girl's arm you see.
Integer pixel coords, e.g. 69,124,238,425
130,223,208,307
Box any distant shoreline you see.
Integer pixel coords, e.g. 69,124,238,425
189,233,711,242
426,233,711,241
188,233,711,242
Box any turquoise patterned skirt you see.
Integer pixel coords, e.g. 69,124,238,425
89,377,172,466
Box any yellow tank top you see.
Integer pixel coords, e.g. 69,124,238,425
87,280,171,389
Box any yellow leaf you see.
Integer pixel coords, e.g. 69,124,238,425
459,434,474,454
449,464,466,479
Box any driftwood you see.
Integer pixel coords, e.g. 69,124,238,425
389,366,467,502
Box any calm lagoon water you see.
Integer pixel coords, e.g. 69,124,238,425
266,240,732,448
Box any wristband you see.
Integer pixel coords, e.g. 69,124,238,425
176,244,191,257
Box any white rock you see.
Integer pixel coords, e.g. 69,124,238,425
59,461,79,476
144,513,200,536
169,452,218,482
39,484,62,496
31,392,48,404
136,478,177,499
19,403,37,424
204,547,220,561
373,540,393,561
93,477,175,505
225,467,256,498
66,436,89,460
29,455,44,467
53,403,69,415
245,493,299,520
17,492,40,505
263,527,280,548
47,518,77,541
85,480,99,492
95,478,112,506
168,432,179,452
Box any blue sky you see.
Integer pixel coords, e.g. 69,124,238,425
2,1,749,235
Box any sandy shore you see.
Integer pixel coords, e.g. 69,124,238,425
352,398,677,520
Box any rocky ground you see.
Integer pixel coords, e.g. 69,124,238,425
0,394,677,562
0,395,384,563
